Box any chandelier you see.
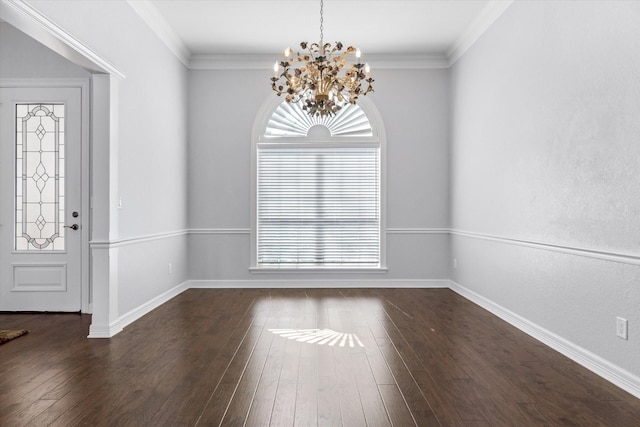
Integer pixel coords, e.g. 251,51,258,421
270,0,374,117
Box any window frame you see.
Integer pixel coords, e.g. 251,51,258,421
250,96,387,272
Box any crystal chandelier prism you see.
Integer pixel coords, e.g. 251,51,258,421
270,0,374,117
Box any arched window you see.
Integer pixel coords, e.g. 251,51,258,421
250,98,386,270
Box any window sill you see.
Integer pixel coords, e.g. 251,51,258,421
249,266,388,274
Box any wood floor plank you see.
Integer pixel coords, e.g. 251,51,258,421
350,352,392,427
293,331,319,426
269,335,302,425
1,288,639,427
148,386,213,427
26,377,104,426
195,382,236,426
46,386,131,427
379,384,417,427
221,347,270,426
317,375,342,426
334,349,368,426
245,332,288,425
1,398,56,427
317,346,342,427
246,295,300,426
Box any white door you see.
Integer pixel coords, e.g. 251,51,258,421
0,87,82,311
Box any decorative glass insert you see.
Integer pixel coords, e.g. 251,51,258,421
265,100,372,137
15,104,65,251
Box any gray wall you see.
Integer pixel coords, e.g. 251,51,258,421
450,1,640,377
188,68,451,283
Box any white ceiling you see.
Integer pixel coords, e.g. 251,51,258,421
135,0,512,66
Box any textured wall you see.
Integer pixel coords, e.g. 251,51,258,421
451,1,640,378
451,1,640,251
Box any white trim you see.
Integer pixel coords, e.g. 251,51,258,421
387,228,449,235
126,0,191,67
87,321,123,339
188,279,449,289
259,140,380,149
0,0,125,79
90,230,189,249
91,227,640,268
116,280,190,333
191,228,449,236
88,280,189,338
190,54,276,71
448,280,640,400
249,267,389,274
189,228,251,235
88,279,445,337
189,53,449,71
447,0,513,66
451,229,640,267
88,74,118,336
367,53,450,70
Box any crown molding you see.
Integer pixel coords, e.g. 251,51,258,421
124,0,510,71
7,0,509,72
190,52,449,71
0,0,125,79
368,53,450,70
447,0,513,66
190,54,276,70
126,0,191,67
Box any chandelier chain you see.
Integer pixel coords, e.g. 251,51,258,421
320,0,324,47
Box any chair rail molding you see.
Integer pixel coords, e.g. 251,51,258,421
451,229,640,267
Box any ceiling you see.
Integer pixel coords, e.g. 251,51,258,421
137,0,511,65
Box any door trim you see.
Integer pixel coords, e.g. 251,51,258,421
1,78,91,313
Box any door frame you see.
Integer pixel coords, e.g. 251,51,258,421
0,78,91,313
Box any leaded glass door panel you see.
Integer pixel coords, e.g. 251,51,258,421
0,87,82,311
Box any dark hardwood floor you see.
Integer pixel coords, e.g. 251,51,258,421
1,288,639,426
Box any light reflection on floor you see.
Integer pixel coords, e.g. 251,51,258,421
268,328,365,348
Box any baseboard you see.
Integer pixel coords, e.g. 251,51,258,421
119,280,190,331
87,322,123,338
93,279,445,338
90,281,190,338
188,279,450,289
448,280,640,400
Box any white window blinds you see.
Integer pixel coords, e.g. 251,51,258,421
257,146,380,267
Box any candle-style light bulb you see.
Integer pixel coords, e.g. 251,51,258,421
364,63,370,79
273,61,279,78
356,48,362,59
284,47,292,57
